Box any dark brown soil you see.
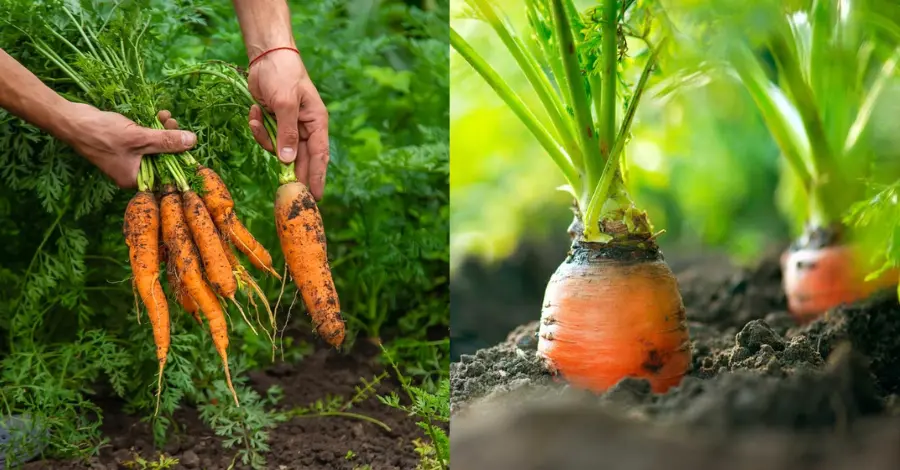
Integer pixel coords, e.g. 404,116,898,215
23,342,423,470
450,250,900,469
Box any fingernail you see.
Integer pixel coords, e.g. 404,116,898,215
182,131,197,147
280,147,296,162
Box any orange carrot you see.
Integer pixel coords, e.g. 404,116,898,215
166,263,202,325
182,190,237,299
782,244,897,323
123,191,170,413
160,185,239,406
537,246,690,393
197,166,280,279
274,182,345,348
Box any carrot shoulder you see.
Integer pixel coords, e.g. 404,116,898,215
160,185,239,406
274,182,345,348
123,190,170,413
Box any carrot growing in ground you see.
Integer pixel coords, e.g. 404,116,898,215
452,0,689,392
671,1,900,322
158,167,239,406
123,159,170,413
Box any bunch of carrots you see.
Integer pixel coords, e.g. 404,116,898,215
125,111,346,411
22,5,346,411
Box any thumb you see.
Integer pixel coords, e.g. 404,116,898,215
273,100,300,164
137,128,197,155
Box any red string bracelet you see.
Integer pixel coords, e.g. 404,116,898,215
249,46,300,68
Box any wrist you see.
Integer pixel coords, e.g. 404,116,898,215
249,47,301,69
52,102,96,147
245,33,296,62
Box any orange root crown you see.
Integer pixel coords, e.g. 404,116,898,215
537,246,690,394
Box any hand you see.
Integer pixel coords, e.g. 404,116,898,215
247,49,330,200
59,103,197,189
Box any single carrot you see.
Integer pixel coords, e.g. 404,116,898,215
274,181,345,348
181,190,237,299
160,185,239,406
166,263,202,325
196,165,280,279
782,244,897,323
537,245,690,393
123,191,170,413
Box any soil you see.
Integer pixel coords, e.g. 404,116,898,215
450,249,900,469
22,340,423,470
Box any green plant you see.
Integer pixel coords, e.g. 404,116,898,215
122,453,180,470
667,0,900,237
452,0,669,245
283,373,391,431
379,347,448,470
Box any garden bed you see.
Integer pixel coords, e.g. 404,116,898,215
450,249,900,469
24,339,424,470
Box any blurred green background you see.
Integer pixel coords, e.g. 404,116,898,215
449,0,900,359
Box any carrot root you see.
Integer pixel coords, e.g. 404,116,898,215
274,182,345,348
196,165,280,280
123,191,171,413
160,186,239,407
782,244,898,323
537,245,690,394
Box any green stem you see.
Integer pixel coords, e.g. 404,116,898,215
525,0,571,113
583,43,657,241
730,44,814,190
137,159,152,192
61,7,103,63
32,40,91,94
551,0,601,193
769,35,833,176
160,156,190,191
279,164,296,185
450,28,579,188
471,0,582,168
598,0,618,160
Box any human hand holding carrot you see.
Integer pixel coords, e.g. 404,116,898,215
232,0,331,201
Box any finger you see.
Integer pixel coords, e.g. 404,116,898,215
297,84,329,199
249,119,275,152
157,110,172,124
248,105,274,152
137,128,197,155
294,135,311,188
116,155,143,189
306,127,329,201
272,98,301,164
163,118,179,130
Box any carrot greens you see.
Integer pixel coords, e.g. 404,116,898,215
452,0,666,244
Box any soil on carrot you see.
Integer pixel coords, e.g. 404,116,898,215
24,339,423,470
451,248,900,468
